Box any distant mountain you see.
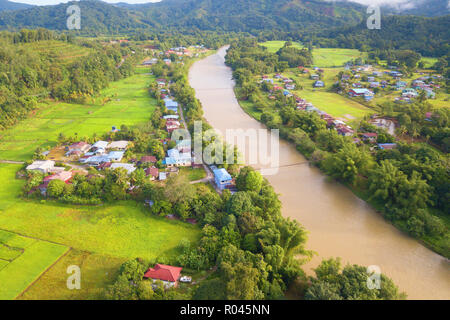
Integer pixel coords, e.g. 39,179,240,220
382,0,450,17
0,0,147,33
323,14,450,57
135,0,366,32
0,0,34,11
0,0,366,34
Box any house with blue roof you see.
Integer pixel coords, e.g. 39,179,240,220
314,80,324,88
81,155,110,166
213,168,232,190
348,88,374,101
164,148,191,167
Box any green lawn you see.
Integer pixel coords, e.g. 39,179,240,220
0,164,201,262
0,230,69,300
0,67,156,161
179,167,207,181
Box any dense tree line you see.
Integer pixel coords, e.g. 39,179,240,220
0,30,143,130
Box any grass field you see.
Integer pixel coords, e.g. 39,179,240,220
420,57,438,69
312,48,366,68
179,167,207,181
260,40,303,53
259,41,365,68
284,68,375,121
0,229,69,300
17,249,126,300
0,67,156,162
0,164,200,262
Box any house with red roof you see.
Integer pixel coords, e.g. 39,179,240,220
143,264,183,288
141,156,157,164
361,132,378,143
145,166,159,180
43,171,73,183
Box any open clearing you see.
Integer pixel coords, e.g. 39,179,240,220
18,40,94,65
0,67,156,162
259,41,365,67
0,229,68,300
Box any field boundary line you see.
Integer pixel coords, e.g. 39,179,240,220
0,227,68,247
14,247,72,300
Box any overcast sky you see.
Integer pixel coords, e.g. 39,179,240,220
10,0,414,6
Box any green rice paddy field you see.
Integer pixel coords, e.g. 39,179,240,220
0,67,156,162
0,66,201,299
0,229,69,300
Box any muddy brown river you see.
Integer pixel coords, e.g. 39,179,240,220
188,46,449,299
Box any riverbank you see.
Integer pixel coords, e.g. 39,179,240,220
234,86,450,259
189,46,450,300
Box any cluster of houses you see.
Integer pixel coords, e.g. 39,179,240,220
26,160,74,195
77,140,129,167
395,76,439,103
341,64,441,104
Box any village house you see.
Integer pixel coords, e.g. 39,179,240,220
361,133,378,143
165,120,181,133
396,81,407,90
145,166,159,181
65,142,91,156
140,156,157,164
107,141,129,151
91,141,108,154
348,88,374,101
26,160,55,174
81,155,110,166
43,171,73,183
378,143,397,150
164,98,179,113
213,168,232,190
110,163,136,174
164,148,191,167
107,151,125,162
163,114,179,120
159,172,167,181
314,80,325,88
336,125,354,137
143,264,183,288
285,84,295,90
402,88,418,98
310,74,320,80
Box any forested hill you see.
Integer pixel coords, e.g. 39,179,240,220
0,0,365,34
319,15,450,58
0,0,147,34
135,0,365,32
0,0,33,12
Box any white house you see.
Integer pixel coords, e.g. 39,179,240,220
26,160,55,174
